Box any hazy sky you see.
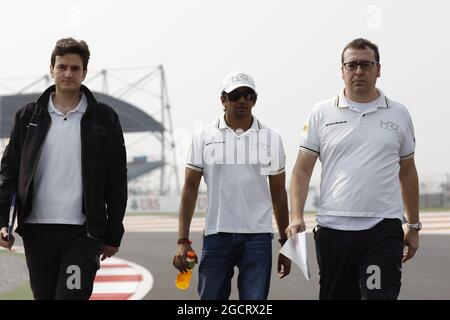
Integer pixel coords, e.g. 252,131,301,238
1,0,449,191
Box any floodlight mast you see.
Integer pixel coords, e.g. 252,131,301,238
91,65,180,196
159,64,180,195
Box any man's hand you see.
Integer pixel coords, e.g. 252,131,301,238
0,227,15,250
403,229,419,263
173,244,197,273
278,253,291,279
100,244,119,261
285,218,306,238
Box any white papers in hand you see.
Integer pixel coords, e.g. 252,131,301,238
280,232,310,281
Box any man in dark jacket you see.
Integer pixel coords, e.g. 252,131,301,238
0,38,127,300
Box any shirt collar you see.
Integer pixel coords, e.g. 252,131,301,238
48,92,87,114
217,114,261,131
336,88,390,109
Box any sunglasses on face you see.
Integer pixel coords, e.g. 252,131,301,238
226,89,257,102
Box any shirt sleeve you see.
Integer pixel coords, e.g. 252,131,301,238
399,109,416,160
269,133,286,175
299,106,320,156
186,132,204,172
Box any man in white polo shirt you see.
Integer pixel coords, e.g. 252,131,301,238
173,71,291,300
0,38,127,299
287,38,420,300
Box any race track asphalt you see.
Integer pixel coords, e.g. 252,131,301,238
118,232,450,300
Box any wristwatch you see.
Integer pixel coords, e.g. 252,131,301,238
407,222,422,231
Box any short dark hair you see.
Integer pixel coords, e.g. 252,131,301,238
51,38,90,70
341,38,380,64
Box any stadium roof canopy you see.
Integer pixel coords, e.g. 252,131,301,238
0,91,164,138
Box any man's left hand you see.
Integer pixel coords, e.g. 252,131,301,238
403,229,419,263
278,253,291,279
101,244,119,261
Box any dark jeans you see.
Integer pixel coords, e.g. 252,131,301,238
314,218,404,300
198,232,272,300
22,224,102,300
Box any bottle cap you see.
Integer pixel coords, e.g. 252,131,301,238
186,251,196,259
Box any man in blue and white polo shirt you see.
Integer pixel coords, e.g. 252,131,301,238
287,38,420,300
173,71,291,300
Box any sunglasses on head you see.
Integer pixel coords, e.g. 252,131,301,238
226,89,257,102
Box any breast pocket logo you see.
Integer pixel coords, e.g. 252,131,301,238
379,120,399,132
93,125,108,136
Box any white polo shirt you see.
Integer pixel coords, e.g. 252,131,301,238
299,89,415,222
25,93,87,225
187,115,286,235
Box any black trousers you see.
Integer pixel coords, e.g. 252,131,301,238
22,224,102,300
313,218,404,300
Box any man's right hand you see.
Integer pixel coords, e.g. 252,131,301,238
173,243,197,273
285,218,306,238
0,227,15,250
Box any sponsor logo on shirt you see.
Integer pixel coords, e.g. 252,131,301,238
205,141,225,146
325,120,347,127
380,120,399,131
302,124,308,133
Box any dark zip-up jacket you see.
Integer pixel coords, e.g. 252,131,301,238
0,85,127,246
